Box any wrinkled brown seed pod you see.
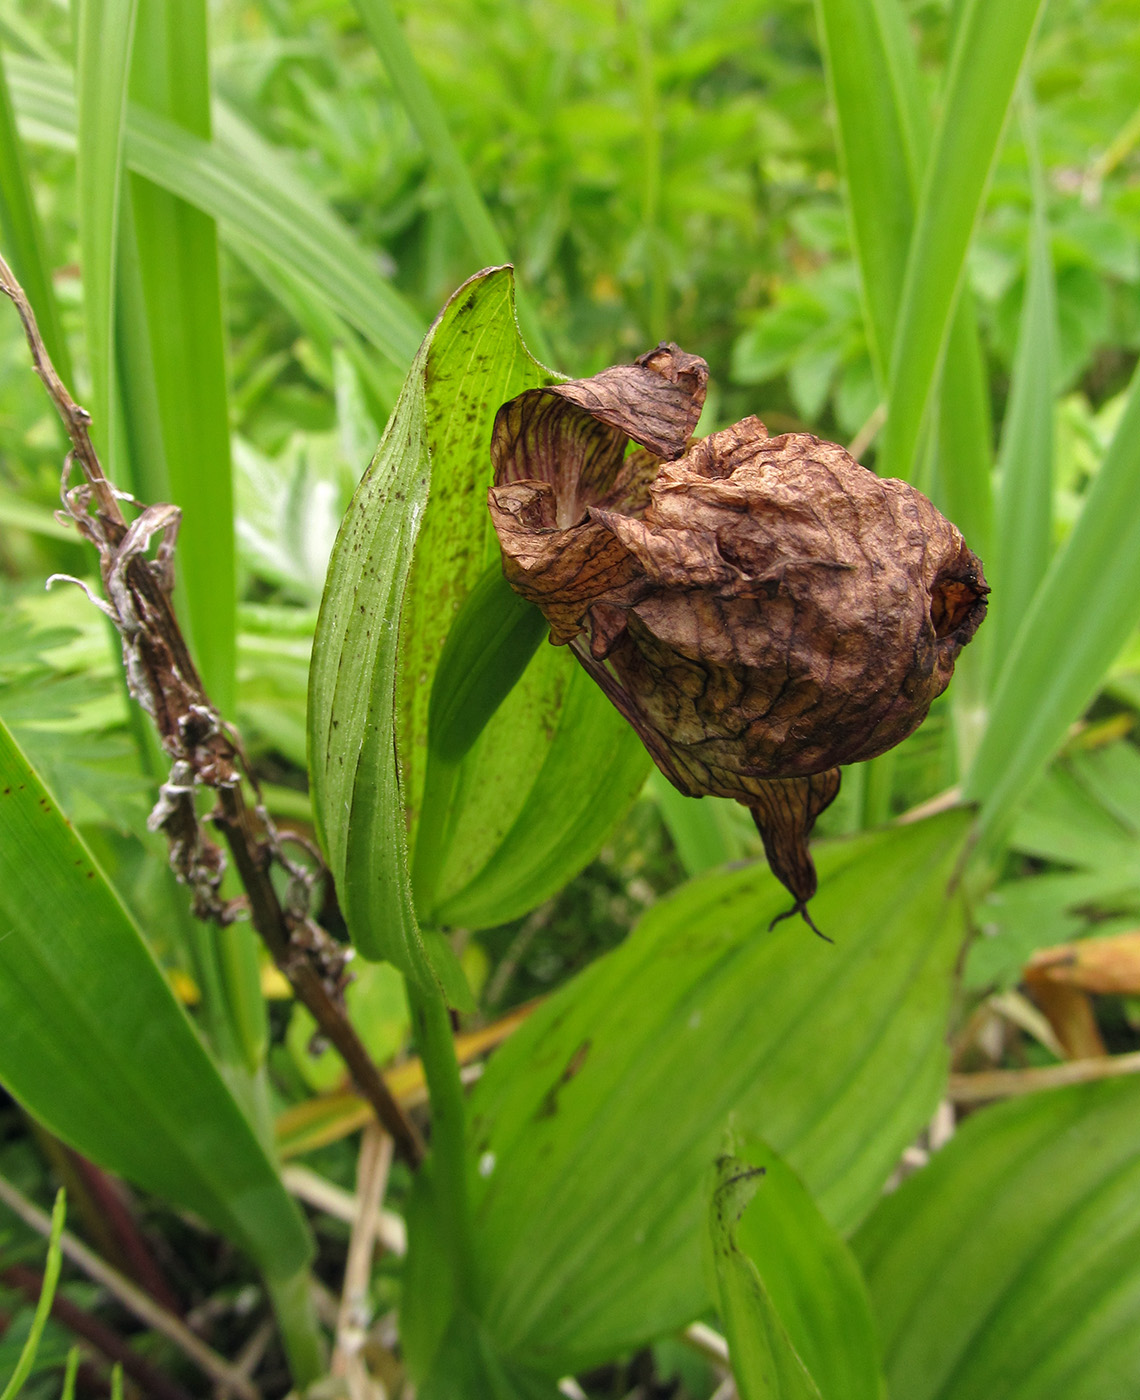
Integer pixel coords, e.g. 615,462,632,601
488,343,988,933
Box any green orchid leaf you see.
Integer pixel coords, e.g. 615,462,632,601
710,1152,822,1400
457,811,970,1375
855,1075,1140,1400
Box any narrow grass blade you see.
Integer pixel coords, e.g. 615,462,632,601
122,0,237,713
6,54,425,369
813,0,925,380
59,1348,80,1400
877,0,1045,483
0,1188,65,1400
75,0,138,450
935,297,994,565
964,360,1140,833
649,771,752,877
0,717,312,1280
815,0,995,787
350,0,552,362
989,95,1057,677
0,51,71,384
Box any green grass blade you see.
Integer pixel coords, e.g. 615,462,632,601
815,0,996,787
0,1188,65,1400
964,359,1140,833
935,297,994,563
989,95,1056,676
59,1347,80,1400
0,49,71,385
350,0,552,363
5,54,425,370
122,0,236,713
75,0,137,453
650,772,753,877
0,716,312,1281
877,0,1045,483
813,0,926,381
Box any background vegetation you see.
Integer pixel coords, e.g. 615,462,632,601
1,0,1140,1396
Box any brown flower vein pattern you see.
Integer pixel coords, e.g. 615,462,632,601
488,343,988,933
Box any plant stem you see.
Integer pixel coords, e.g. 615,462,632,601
406,975,475,1307
265,1267,326,1390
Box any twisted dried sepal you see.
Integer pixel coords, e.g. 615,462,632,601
749,771,841,940
489,346,989,928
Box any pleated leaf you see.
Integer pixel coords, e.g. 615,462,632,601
459,811,970,1375
710,1154,821,1400
855,1075,1140,1400
711,1137,884,1400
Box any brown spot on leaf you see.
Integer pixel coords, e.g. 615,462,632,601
536,1038,592,1119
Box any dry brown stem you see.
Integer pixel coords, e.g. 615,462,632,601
0,250,423,1167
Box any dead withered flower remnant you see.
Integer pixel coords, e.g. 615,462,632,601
488,342,988,935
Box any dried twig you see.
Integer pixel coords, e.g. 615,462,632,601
331,1125,393,1397
949,1049,1140,1104
0,1174,258,1400
0,250,423,1167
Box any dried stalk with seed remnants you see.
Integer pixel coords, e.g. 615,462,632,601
0,250,423,1167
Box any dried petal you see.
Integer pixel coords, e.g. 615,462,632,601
489,347,988,926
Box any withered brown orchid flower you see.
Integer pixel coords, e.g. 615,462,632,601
488,343,988,933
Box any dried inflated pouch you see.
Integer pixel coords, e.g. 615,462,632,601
488,343,988,930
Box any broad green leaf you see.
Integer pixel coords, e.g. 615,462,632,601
75,0,137,449
308,289,434,981
730,1137,884,1400
429,655,649,930
311,268,547,984
709,1153,821,1400
395,270,555,845
877,0,1045,483
420,1310,561,1400
989,96,1057,680
459,811,970,1375
0,717,311,1280
854,1075,1140,1400
966,739,1140,989
0,50,70,384
124,0,237,712
5,54,424,370
964,359,1140,832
